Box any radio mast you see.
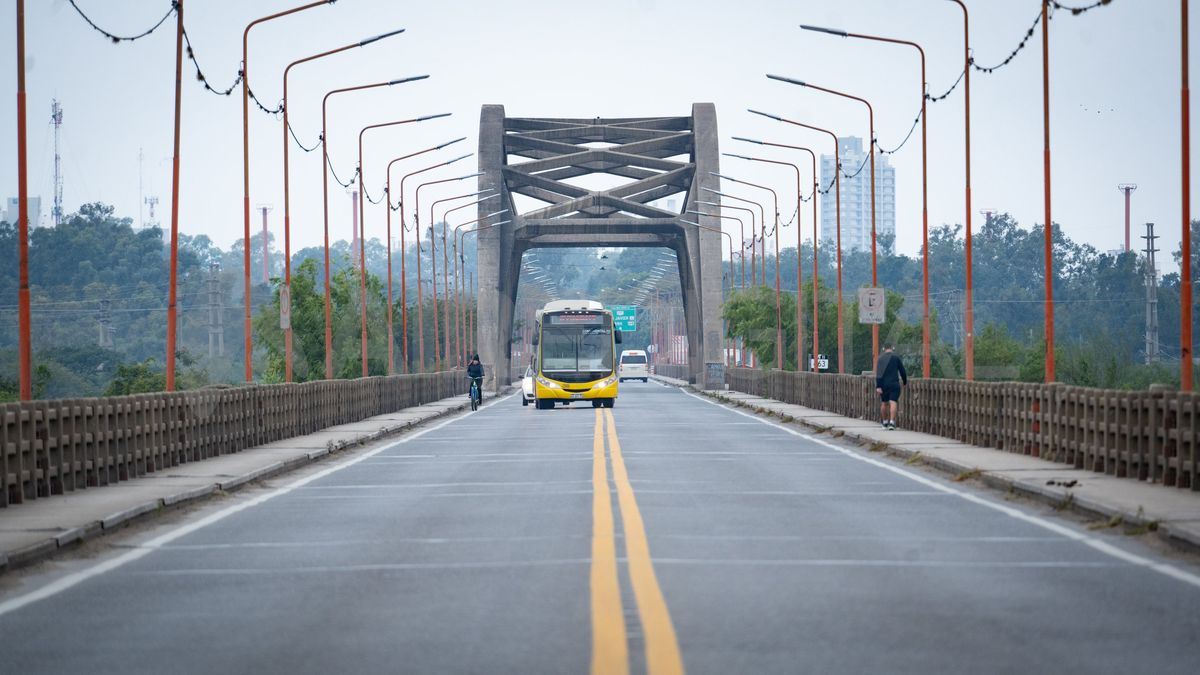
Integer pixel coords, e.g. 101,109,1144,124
51,99,63,226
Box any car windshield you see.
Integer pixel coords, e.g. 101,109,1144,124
524,366,533,377
540,317,614,383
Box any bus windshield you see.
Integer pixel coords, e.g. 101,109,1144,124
540,315,614,383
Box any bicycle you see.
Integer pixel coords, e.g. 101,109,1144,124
468,376,482,411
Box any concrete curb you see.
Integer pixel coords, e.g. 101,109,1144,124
691,386,1200,554
0,393,490,575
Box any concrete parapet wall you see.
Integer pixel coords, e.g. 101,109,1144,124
654,364,691,382
1,371,462,508
726,368,1199,491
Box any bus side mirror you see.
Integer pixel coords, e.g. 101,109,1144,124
532,334,539,346
615,330,623,344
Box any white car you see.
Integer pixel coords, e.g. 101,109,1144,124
521,366,536,406
618,350,649,383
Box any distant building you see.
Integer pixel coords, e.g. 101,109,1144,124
2,196,43,228
819,137,895,252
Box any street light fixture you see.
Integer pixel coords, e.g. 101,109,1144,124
280,28,406,382
398,153,472,371
709,171,783,367
725,145,819,373
768,73,881,359
385,139,467,372
800,24,931,378
357,113,451,374
240,0,334,383
744,112,847,375
688,208,747,289
416,171,484,369
701,187,763,285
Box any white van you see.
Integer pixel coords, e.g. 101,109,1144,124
618,350,649,382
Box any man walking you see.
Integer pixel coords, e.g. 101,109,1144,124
875,343,908,430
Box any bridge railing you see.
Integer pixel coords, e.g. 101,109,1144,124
0,371,464,508
653,364,690,381
725,368,1198,491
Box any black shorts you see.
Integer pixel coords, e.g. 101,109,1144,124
879,385,902,403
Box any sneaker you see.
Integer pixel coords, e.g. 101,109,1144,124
887,421,897,430
882,421,890,429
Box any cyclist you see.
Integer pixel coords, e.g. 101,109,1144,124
466,354,484,405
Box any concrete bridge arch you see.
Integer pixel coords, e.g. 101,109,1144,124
475,104,726,390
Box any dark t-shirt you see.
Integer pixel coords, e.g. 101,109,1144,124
875,351,908,389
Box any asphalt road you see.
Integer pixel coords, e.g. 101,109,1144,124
1,382,1198,674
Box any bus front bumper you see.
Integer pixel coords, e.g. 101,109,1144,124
535,376,618,401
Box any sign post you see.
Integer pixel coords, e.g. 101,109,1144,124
611,305,637,332
857,287,885,325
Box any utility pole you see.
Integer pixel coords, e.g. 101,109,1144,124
1118,184,1138,252
51,99,63,226
350,189,360,264
1142,222,1160,364
257,205,272,283
98,299,113,347
138,148,144,230
208,261,225,357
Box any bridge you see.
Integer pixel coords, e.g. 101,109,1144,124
3,1,1200,672
475,105,725,390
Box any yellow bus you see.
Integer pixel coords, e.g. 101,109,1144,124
531,300,621,409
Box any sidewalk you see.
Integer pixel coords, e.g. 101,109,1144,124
0,389,500,573
652,374,1200,552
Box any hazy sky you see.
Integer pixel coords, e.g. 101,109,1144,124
2,0,1197,273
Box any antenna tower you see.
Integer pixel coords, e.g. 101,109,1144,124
1142,222,1160,364
51,100,63,226
1118,184,1138,252
145,195,160,230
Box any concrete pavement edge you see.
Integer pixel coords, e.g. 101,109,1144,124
649,375,1200,554
0,391,503,575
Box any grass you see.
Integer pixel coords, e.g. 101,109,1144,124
904,452,924,466
953,468,983,482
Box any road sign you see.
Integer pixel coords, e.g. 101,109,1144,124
611,305,637,331
809,355,830,370
857,287,886,324
279,287,291,329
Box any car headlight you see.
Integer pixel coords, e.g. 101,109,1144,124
536,375,561,389
593,375,617,389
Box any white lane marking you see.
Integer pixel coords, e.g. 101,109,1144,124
126,558,592,575
298,480,592,489
683,390,1200,590
647,558,1122,569
364,452,591,459
287,491,593,500
154,535,590,550
657,534,1067,543
0,392,519,617
627,490,949,497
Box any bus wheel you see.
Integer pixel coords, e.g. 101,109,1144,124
603,399,615,409
537,399,552,410
592,400,602,408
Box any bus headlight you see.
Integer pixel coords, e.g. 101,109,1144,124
536,375,561,389
593,375,617,389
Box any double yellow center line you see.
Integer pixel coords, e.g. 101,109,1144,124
591,408,684,675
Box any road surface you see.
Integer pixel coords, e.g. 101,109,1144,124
1,382,1198,674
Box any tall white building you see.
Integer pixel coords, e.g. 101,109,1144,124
819,137,895,252
3,196,43,229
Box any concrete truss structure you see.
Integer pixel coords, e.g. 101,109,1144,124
475,104,725,389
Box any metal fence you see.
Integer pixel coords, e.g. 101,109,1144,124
1,371,463,507
725,368,1198,491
